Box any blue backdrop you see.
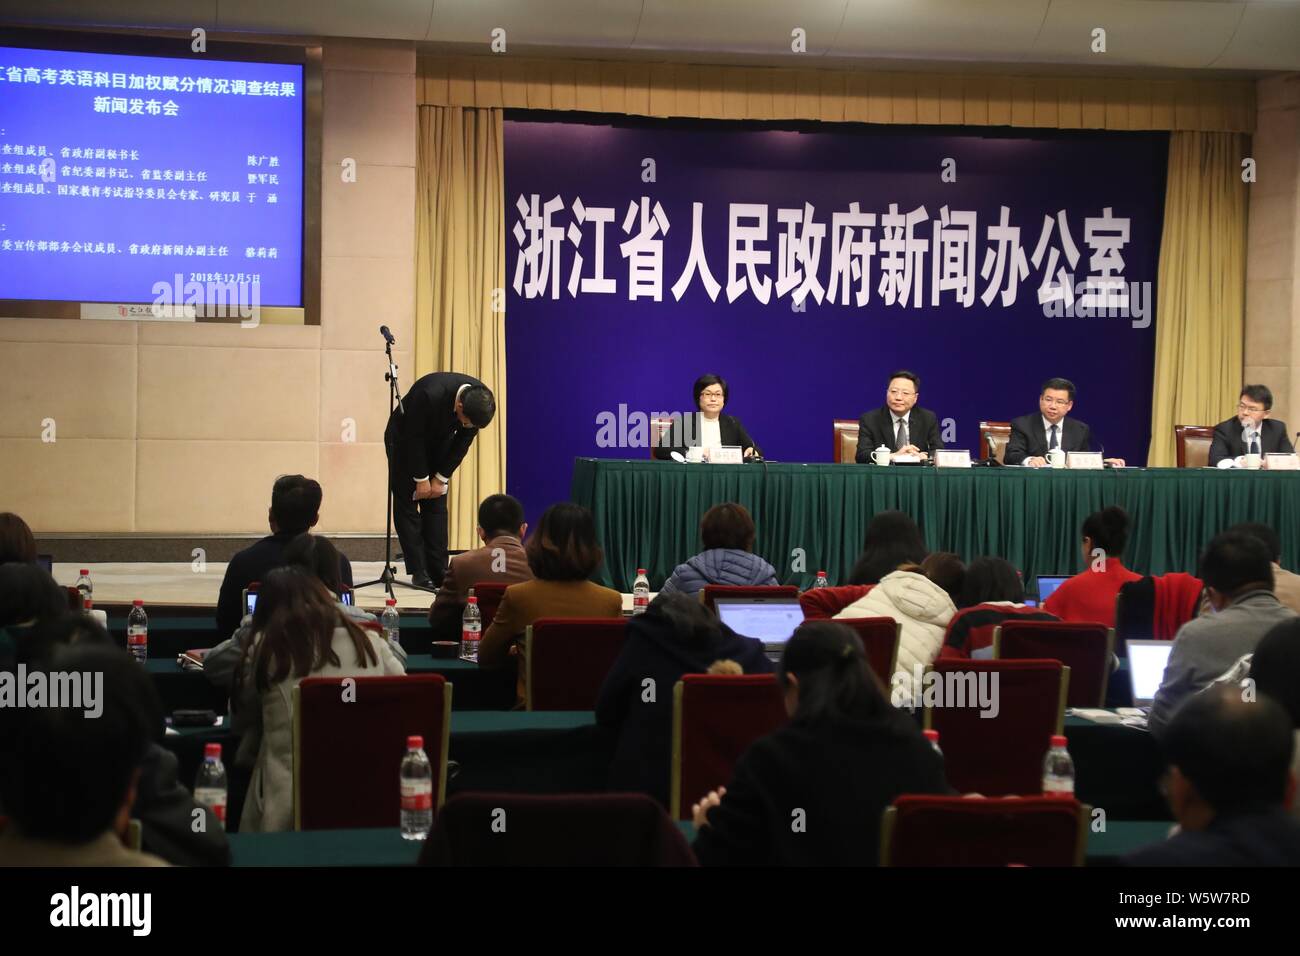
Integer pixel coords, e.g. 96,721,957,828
504,112,1167,523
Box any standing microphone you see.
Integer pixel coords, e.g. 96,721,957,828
379,325,395,345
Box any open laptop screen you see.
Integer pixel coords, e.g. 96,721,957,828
714,598,804,646
1036,576,1068,603
1127,640,1174,706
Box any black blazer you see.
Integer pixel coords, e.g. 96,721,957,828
385,372,484,481
853,406,943,462
1208,417,1294,466
652,412,760,460
1004,414,1093,465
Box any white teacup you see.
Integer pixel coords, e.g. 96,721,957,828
1242,453,1262,470
1048,448,1066,469
872,445,891,466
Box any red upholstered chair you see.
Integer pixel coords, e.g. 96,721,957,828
798,584,871,619
292,674,451,830
1174,424,1214,468
524,618,627,711
881,795,1088,866
835,617,900,685
469,581,509,631
670,674,787,820
994,621,1113,708
979,421,1012,463
833,419,860,463
923,659,1068,796
419,792,696,866
650,416,675,458
701,584,800,613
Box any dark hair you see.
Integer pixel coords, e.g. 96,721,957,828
1082,506,1130,557
642,592,726,646
460,384,496,428
14,609,119,665
0,512,37,566
887,369,920,391
1226,522,1282,564
700,503,756,552
477,494,525,537
959,556,1025,607
1198,531,1274,598
1249,619,1300,727
693,374,728,408
1163,685,1294,815
1240,384,1273,411
847,510,926,586
1041,377,1076,401
282,533,346,598
0,563,70,630
0,643,160,843
524,503,603,581
238,567,377,694
921,552,966,605
779,621,891,725
270,474,322,536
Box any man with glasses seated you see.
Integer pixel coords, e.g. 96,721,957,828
1208,384,1294,467
1004,377,1125,468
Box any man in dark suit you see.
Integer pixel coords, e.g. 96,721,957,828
854,369,943,463
1208,384,1294,467
385,372,495,588
1004,377,1125,467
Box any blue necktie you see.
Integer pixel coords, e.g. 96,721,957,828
1049,425,1059,450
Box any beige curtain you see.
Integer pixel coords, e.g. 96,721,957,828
415,105,507,549
1146,132,1250,466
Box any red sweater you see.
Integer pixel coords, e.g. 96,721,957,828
1043,559,1141,627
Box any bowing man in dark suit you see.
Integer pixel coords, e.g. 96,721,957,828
853,370,943,463
1208,384,1295,467
1004,377,1125,467
652,374,761,462
384,372,495,588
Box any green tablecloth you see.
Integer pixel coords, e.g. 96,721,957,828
571,458,1300,589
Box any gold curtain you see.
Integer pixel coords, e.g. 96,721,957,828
1146,132,1250,467
415,105,507,549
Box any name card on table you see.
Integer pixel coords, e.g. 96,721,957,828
1067,452,1104,470
934,449,972,468
710,446,744,464
1266,453,1300,471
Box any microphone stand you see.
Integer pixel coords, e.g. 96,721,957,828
355,334,435,599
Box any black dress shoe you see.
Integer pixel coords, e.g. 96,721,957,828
412,572,435,588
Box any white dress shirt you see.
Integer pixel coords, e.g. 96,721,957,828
892,413,911,448
1043,416,1065,451
700,415,722,450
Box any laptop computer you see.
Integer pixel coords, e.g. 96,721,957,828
1127,639,1175,707
713,597,805,657
1036,575,1067,603
36,554,54,574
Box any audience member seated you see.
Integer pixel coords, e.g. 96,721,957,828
1125,686,1300,866
846,510,927,586
0,644,169,866
659,503,777,598
233,567,405,832
428,493,532,641
1149,532,1296,738
1227,522,1300,616
940,557,1059,659
0,512,38,566
799,583,871,619
477,503,622,705
1043,506,1141,627
0,563,75,667
1249,620,1300,821
920,552,966,607
690,621,950,865
214,475,354,640
596,593,773,808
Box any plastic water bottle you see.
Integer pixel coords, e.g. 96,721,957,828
813,571,829,589
1042,735,1075,797
381,599,400,646
194,743,228,829
126,600,148,664
400,735,433,840
923,728,942,757
461,596,482,661
75,569,93,604
632,569,650,613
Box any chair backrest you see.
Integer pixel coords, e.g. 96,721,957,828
994,621,1113,708
469,581,510,630
833,419,860,463
525,617,628,711
835,617,901,685
979,421,1012,463
700,584,800,613
923,659,1068,796
798,584,872,619
419,792,696,866
293,674,451,830
881,795,1088,866
670,674,787,819
1174,424,1214,468
650,416,675,458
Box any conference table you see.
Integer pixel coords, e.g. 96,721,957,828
570,458,1300,590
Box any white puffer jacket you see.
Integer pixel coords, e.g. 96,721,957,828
833,570,956,703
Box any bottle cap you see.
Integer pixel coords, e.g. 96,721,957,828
923,729,939,742
204,743,222,759
637,568,647,575
817,570,827,575
1050,735,1068,747
467,595,478,604
80,569,89,575
386,598,396,606
407,735,424,749
132,599,143,606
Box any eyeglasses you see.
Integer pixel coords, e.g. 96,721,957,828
699,391,725,399
1237,402,1265,413
1042,397,1071,407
